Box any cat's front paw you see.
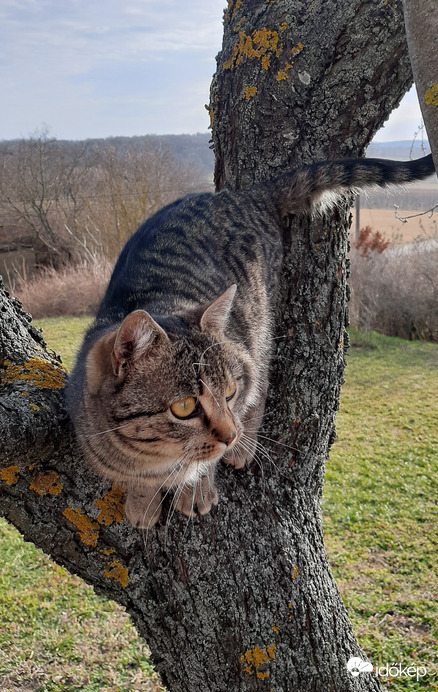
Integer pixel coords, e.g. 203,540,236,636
222,440,255,469
174,475,218,518
124,488,162,529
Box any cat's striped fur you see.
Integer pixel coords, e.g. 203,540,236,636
66,154,435,528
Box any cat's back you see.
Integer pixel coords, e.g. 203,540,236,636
97,186,282,323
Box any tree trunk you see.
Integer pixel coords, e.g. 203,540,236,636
0,1,414,690
403,0,438,169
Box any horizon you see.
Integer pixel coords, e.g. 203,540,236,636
0,132,429,148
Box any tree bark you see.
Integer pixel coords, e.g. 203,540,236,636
1,1,414,690
403,0,438,169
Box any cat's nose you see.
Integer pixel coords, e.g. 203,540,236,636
221,430,237,447
212,425,237,446
215,428,237,447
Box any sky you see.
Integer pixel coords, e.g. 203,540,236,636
0,0,424,143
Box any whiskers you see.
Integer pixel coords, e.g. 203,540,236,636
87,422,130,438
139,458,185,550
139,454,211,549
234,427,299,484
199,377,221,411
191,339,228,377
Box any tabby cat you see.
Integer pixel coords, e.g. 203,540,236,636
66,154,435,528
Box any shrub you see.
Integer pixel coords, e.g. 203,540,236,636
349,228,438,342
353,225,390,257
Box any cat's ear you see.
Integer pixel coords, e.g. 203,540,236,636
112,310,168,377
200,285,236,335
86,331,118,395
86,311,168,395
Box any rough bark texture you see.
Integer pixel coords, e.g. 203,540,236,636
211,0,412,189
403,0,438,170
0,1,415,690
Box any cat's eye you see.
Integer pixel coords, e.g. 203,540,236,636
225,381,237,401
170,396,198,419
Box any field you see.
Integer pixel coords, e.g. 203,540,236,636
351,207,438,244
1,319,437,691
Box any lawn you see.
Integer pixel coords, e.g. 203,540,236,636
0,319,437,691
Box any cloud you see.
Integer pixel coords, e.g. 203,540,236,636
0,0,225,139
0,1,425,142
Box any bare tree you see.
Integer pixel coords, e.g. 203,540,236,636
0,129,93,264
0,1,427,690
0,132,205,270
88,142,206,259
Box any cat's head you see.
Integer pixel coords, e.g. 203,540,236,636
80,286,258,487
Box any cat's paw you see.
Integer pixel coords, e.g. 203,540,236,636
124,488,162,529
174,475,218,518
222,443,254,469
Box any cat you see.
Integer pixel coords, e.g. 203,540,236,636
66,153,435,528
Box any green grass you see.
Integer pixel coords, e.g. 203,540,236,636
1,319,437,690
34,316,92,372
324,328,438,690
0,523,161,692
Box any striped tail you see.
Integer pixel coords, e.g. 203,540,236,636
268,154,435,217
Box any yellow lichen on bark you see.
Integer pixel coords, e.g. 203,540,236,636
240,643,277,677
424,84,438,107
103,559,129,587
1,357,65,390
63,507,100,547
291,42,304,56
276,70,289,81
244,86,257,100
224,0,242,23
223,27,282,70
95,485,125,526
0,465,20,486
29,470,62,496
261,54,270,70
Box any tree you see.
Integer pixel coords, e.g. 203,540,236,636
0,129,93,265
0,1,425,689
88,142,205,260
0,132,205,269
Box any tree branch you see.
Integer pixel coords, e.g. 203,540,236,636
0,0,417,689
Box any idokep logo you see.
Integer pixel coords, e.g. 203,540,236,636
347,657,373,677
347,656,428,682
374,663,427,681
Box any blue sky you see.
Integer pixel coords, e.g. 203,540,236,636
0,0,423,142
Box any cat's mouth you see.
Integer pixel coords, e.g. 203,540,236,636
210,427,241,460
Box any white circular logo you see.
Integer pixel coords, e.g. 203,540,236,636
347,657,374,677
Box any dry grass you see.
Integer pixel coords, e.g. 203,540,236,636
13,258,113,319
349,236,438,341
351,207,438,244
